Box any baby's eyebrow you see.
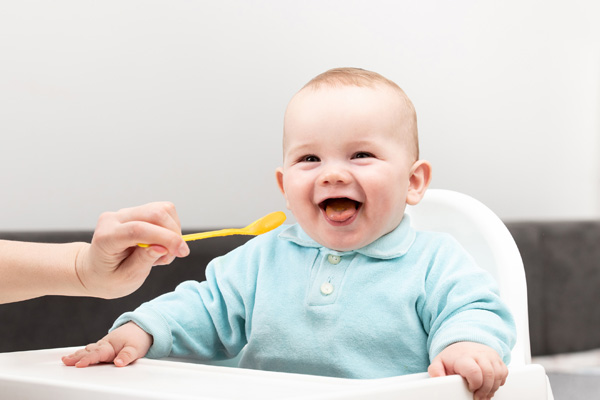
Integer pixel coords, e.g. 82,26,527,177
284,143,315,156
348,139,376,147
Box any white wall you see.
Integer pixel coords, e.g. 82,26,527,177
1,0,598,231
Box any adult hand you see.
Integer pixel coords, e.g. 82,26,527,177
76,201,189,299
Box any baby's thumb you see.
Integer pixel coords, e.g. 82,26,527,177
428,359,447,378
114,345,141,367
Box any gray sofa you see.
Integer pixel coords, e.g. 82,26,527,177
505,221,600,357
1,221,599,358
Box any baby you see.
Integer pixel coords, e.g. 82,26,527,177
63,68,516,400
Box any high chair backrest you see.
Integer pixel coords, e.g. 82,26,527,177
405,189,531,365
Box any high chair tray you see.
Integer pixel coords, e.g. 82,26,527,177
0,347,549,399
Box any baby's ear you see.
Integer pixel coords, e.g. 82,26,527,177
275,167,285,195
275,167,292,210
406,160,432,206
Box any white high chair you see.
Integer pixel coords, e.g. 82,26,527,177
405,188,554,399
405,188,531,366
0,189,554,399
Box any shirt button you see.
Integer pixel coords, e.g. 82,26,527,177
320,282,334,295
327,254,341,265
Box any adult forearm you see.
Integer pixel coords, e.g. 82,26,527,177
0,240,89,304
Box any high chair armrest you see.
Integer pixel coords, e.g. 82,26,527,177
0,348,552,399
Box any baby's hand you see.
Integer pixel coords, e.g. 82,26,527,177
62,322,152,368
428,342,508,400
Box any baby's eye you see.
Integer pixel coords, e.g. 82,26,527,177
300,155,321,162
352,152,374,159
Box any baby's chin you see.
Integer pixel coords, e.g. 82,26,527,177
312,232,377,252
309,218,404,252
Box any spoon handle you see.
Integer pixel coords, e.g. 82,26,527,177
137,228,249,248
182,228,247,242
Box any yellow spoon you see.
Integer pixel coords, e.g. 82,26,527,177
138,211,286,247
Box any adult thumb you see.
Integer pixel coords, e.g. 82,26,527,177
124,245,170,268
143,245,169,264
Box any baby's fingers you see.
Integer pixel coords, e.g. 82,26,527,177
453,357,483,392
427,358,447,378
470,359,495,400
61,341,116,368
481,360,508,399
114,345,143,367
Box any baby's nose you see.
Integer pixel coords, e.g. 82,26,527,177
318,165,352,186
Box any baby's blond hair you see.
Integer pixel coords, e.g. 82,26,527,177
299,67,419,160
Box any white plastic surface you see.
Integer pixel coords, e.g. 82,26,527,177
406,189,532,366
0,347,549,399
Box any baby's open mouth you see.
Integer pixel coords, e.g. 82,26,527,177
319,198,362,222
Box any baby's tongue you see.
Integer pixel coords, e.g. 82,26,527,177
325,198,357,222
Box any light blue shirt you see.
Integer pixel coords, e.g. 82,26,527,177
113,215,516,378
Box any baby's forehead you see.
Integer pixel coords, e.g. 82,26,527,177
283,83,418,159
285,84,413,127
286,84,411,123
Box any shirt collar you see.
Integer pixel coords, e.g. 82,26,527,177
277,214,416,260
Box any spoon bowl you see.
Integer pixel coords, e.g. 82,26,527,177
182,211,287,242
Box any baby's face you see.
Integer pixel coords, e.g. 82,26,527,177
276,85,418,251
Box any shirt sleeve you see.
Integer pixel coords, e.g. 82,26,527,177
111,248,257,361
417,235,517,364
